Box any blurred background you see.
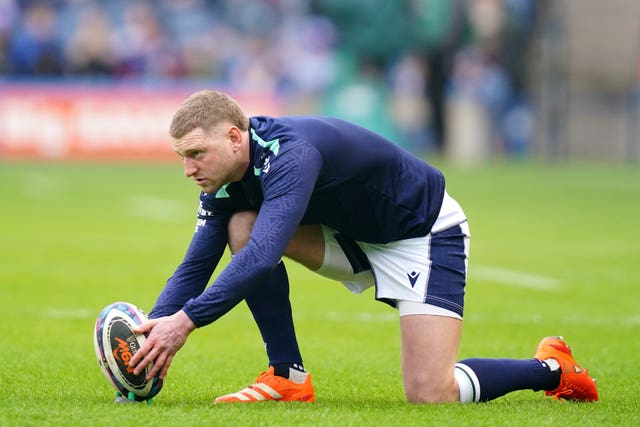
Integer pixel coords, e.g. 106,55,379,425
2,3,640,422
0,0,639,164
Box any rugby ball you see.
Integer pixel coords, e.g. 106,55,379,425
93,302,163,401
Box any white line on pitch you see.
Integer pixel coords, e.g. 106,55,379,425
40,308,95,319
472,265,563,291
126,195,190,221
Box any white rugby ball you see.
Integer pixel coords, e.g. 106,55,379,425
93,302,163,401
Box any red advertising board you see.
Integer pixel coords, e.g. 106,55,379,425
0,84,284,161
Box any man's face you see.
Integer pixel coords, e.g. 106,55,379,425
172,125,240,194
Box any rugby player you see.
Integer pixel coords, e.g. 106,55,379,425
129,90,597,404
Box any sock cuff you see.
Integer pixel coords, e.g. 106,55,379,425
287,368,308,384
542,358,561,371
454,363,481,403
273,363,306,382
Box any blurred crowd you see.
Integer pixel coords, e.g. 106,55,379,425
0,0,542,154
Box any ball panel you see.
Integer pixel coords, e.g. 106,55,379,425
94,302,163,401
103,313,149,392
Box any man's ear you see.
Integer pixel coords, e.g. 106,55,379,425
228,126,243,152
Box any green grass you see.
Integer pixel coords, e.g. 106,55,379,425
1,161,638,426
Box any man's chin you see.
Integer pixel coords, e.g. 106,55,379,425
200,184,219,194
198,181,228,196
196,183,210,193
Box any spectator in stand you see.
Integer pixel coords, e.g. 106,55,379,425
64,4,115,76
0,0,17,74
111,1,185,78
410,0,470,153
2,0,540,159
8,1,64,75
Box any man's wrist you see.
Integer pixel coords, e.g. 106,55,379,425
176,309,197,332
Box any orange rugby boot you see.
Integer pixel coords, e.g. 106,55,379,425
535,336,598,402
214,366,315,403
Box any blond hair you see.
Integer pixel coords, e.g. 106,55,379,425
169,90,250,139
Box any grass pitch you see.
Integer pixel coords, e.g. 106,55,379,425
0,160,638,426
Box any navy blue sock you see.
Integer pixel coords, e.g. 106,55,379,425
244,261,303,376
456,358,561,402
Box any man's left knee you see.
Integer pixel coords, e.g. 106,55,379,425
227,211,257,253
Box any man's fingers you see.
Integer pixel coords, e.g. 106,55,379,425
144,350,174,380
159,354,174,380
130,338,156,371
129,320,159,369
133,319,157,335
133,345,160,376
145,350,166,380
129,345,146,370
128,312,192,380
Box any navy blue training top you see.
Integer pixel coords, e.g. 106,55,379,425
151,116,445,326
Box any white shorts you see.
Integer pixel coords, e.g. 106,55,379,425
315,191,470,319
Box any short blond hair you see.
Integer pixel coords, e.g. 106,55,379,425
169,90,250,139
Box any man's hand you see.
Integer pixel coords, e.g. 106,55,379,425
129,310,196,380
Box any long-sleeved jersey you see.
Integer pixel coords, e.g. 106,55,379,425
151,116,445,327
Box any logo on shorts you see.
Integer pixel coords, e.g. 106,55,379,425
407,271,420,288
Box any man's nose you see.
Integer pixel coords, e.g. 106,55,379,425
183,158,197,177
